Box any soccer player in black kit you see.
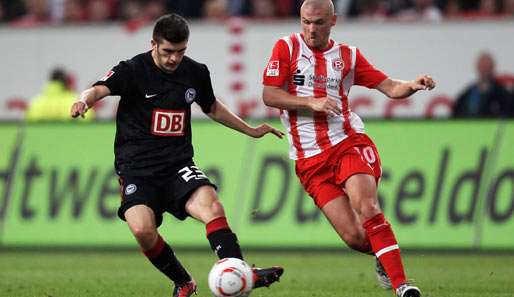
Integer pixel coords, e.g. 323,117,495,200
70,14,284,297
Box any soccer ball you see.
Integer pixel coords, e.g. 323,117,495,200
208,258,254,297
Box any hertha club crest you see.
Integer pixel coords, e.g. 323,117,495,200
185,88,197,103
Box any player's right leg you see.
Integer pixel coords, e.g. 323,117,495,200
345,174,419,295
295,145,391,290
124,205,196,296
321,196,372,253
118,176,195,297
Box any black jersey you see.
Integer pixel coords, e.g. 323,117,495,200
94,51,216,176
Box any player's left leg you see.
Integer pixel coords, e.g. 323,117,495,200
185,185,283,288
345,174,419,296
185,185,243,259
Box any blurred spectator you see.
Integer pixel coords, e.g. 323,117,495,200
463,0,503,18
452,52,510,118
144,0,166,20
347,0,388,20
203,0,228,20
119,0,143,20
0,3,4,21
2,0,514,23
227,0,297,17
497,74,514,116
166,0,205,18
49,0,65,22
444,0,462,18
395,0,443,21
11,0,51,26
503,0,514,16
386,0,412,14
334,0,352,17
251,0,277,18
86,0,116,22
480,0,500,15
63,0,86,22
275,0,297,17
26,67,95,121
1,0,26,21
227,0,248,16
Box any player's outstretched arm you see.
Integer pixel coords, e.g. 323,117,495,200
263,86,341,116
206,99,284,139
70,85,111,119
375,75,436,99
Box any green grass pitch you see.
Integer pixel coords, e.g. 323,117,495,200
1,250,513,297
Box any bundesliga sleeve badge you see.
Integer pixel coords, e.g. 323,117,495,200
266,60,280,77
100,70,115,81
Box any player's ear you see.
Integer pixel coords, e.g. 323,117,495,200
331,15,337,26
151,39,157,49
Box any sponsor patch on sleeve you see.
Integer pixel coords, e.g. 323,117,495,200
100,70,114,81
266,60,280,77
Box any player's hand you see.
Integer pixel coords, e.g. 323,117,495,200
307,96,341,116
70,101,88,118
412,75,436,91
249,124,285,139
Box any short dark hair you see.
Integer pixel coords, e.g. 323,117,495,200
50,67,67,85
153,14,189,44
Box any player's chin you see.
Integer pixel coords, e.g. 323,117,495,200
308,39,321,48
164,65,178,72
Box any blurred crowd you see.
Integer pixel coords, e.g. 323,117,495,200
1,0,514,26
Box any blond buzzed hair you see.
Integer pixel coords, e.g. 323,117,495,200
301,0,335,16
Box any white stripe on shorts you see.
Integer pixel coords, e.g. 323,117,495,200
375,244,399,258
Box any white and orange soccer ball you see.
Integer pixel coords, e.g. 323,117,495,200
208,258,254,297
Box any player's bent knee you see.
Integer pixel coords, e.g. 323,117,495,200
209,199,225,216
186,190,226,223
131,226,157,245
199,199,226,222
342,232,367,250
355,197,382,220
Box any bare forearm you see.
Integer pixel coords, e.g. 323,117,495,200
207,100,253,136
262,86,312,110
376,76,435,99
79,85,110,107
387,80,417,99
71,85,111,118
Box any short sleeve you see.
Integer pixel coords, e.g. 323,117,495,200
195,64,216,114
262,39,291,87
354,48,388,88
93,62,131,96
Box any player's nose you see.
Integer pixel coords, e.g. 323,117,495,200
168,54,178,63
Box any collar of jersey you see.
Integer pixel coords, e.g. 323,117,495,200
299,33,336,53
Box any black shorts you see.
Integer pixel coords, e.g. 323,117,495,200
117,160,216,226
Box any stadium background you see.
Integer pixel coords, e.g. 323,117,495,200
0,1,513,297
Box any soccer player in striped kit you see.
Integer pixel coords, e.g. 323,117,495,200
262,1,435,296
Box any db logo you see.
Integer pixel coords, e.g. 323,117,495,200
151,109,185,136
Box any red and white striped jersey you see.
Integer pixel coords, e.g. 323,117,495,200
262,33,388,160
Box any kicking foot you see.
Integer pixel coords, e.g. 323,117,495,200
252,266,284,288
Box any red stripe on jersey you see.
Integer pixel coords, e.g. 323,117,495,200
313,51,331,151
339,45,355,136
288,34,304,159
